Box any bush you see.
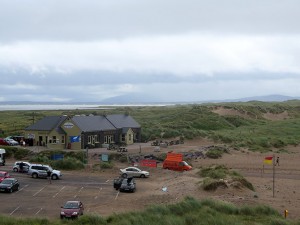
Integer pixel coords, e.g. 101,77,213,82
206,149,223,159
200,165,228,179
100,161,114,169
50,157,84,170
14,148,31,160
202,178,228,191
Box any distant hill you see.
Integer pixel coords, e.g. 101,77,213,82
205,95,300,103
1,94,299,105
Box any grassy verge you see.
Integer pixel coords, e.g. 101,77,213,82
0,197,297,225
199,165,254,191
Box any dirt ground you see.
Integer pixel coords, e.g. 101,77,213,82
85,138,300,221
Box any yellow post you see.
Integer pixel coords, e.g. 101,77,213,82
284,209,288,218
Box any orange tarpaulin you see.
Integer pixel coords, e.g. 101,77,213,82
140,159,157,168
166,153,183,162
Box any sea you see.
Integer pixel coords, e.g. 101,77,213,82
0,103,172,111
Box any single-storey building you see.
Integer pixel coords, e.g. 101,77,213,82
24,114,141,150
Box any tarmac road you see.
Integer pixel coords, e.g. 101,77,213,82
0,163,116,219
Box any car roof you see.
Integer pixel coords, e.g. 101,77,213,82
30,164,49,166
3,178,16,181
66,200,81,203
125,167,140,169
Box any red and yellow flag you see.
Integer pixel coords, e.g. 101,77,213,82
264,156,273,165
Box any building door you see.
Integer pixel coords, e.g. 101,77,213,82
38,136,43,146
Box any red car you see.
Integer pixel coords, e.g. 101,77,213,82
0,138,9,146
60,201,84,219
0,171,11,182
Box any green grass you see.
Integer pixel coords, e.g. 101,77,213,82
0,197,298,225
1,101,300,152
199,165,255,191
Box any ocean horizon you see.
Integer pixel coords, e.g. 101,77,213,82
0,103,172,111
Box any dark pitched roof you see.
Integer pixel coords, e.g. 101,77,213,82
106,114,141,129
71,115,116,132
25,116,68,131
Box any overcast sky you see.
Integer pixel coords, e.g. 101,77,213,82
1,0,300,103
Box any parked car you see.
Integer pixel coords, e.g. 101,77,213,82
114,177,136,192
4,138,19,146
28,164,62,180
60,201,84,219
0,171,11,182
0,138,9,146
120,167,150,178
0,178,19,193
13,161,31,173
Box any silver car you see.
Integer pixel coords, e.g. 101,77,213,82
28,164,62,180
13,161,31,172
120,167,149,178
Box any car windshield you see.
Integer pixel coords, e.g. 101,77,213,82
2,179,13,184
64,202,79,209
182,161,189,166
122,178,133,185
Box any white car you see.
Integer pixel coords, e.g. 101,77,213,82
120,167,150,178
13,161,31,172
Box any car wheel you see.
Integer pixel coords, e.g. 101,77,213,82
52,174,58,180
32,173,38,179
13,168,18,172
10,189,13,193
140,174,145,178
60,215,64,219
122,173,127,178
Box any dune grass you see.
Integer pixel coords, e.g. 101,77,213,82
1,197,297,225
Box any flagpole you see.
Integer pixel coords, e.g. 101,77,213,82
273,154,275,198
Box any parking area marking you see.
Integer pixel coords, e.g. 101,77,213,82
19,184,29,192
35,208,43,215
74,186,84,198
33,186,46,197
10,206,20,215
114,191,120,200
94,187,103,199
52,186,66,198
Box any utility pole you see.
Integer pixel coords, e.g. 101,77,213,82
29,112,36,124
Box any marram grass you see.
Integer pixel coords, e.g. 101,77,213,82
1,197,299,225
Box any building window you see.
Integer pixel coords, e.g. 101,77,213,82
52,136,57,144
88,136,92,144
61,136,65,144
104,135,114,144
129,134,132,141
121,134,125,142
95,135,99,143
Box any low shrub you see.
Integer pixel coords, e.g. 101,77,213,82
202,178,228,191
100,161,114,169
50,157,84,170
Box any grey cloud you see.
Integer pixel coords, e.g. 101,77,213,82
1,0,300,42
